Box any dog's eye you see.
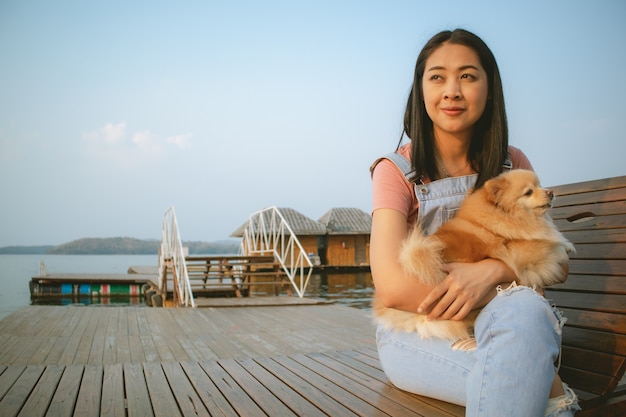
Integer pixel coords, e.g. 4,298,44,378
524,189,533,197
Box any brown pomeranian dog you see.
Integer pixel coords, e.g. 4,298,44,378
373,169,574,344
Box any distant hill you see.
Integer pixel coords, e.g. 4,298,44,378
0,237,240,255
0,245,54,254
47,237,160,255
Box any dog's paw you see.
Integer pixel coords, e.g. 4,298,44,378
451,337,477,352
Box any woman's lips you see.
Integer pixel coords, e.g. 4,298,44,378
441,107,465,116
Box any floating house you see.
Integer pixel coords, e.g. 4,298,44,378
231,207,371,268
318,207,371,267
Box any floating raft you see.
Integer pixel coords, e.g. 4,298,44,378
29,273,157,303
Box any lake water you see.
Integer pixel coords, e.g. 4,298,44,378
0,254,374,320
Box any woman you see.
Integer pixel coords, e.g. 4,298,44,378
370,29,579,416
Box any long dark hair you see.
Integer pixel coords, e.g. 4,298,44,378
400,29,508,189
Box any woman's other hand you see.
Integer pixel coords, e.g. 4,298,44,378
417,259,516,320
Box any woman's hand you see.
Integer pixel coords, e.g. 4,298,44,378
417,259,516,321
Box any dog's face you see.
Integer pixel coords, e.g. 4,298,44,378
484,170,554,215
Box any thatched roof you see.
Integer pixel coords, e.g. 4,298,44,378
230,207,327,237
318,207,372,235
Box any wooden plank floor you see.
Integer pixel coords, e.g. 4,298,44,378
0,304,465,416
0,304,377,365
193,296,334,308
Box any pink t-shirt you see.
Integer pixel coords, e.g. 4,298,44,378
371,144,533,225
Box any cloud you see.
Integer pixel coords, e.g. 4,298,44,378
132,130,161,153
83,122,126,144
102,122,127,144
83,122,126,145
83,122,191,162
166,133,192,149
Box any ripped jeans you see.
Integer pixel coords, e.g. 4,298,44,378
376,285,578,416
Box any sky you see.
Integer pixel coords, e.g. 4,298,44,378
1,0,625,247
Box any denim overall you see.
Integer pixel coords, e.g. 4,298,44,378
373,152,578,417
374,151,494,234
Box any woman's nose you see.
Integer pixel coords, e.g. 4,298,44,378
444,81,461,99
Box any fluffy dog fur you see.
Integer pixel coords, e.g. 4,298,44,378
373,169,575,342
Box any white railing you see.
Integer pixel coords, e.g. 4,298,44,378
39,260,49,277
239,206,313,298
159,206,195,307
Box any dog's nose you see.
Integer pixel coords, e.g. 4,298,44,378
546,189,554,200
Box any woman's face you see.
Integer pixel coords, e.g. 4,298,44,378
422,42,489,143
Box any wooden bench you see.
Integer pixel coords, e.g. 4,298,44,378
545,175,626,415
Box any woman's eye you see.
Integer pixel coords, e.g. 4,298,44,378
461,73,474,80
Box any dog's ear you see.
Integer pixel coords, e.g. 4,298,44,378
484,176,508,206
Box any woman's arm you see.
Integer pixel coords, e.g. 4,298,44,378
419,255,569,320
370,208,434,312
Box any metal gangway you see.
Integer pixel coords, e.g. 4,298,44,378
238,206,313,298
159,206,195,307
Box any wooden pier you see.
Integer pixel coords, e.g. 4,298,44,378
31,255,299,304
0,304,464,416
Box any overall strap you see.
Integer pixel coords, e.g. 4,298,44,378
503,154,512,171
370,152,418,182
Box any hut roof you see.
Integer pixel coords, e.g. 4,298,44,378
230,207,327,237
318,207,372,235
